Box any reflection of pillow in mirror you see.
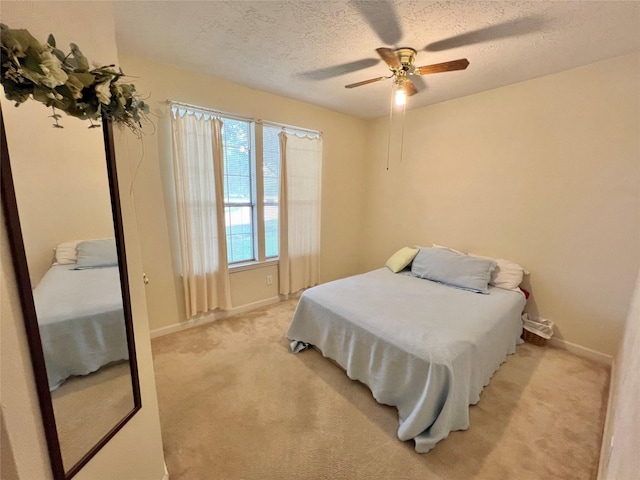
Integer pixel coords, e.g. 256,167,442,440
74,238,118,270
54,240,81,265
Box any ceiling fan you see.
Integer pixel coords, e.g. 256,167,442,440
345,47,469,106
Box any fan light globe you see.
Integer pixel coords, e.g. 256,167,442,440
395,89,406,106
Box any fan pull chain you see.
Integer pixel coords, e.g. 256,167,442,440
399,100,406,164
386,84,394,171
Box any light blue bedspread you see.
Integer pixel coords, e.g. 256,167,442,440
287,268,525,453
33,264,128,390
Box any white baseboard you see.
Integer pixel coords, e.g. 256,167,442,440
150,296,282,339
548,337,613,365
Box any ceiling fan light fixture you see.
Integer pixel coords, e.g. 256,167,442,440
394,87,407,106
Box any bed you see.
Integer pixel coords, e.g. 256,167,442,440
287,247,527,453
33,239,129,391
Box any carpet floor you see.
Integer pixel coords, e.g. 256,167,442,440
151,299,609,480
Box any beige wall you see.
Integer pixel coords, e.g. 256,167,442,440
598,55,640,480
0,2,166,479
363,53,640,356
117,54,369,331
229,264,279,307
599,269,640,479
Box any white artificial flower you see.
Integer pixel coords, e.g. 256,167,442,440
38,51,68,88
95,81,112,104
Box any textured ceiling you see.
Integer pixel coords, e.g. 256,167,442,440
113,1,640,119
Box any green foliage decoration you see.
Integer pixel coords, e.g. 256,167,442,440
1,24,149,133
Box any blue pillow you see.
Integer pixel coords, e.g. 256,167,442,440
73,238,119,270
411,247,496,294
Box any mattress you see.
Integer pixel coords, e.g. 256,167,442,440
287,268,526,452
33,264,129,390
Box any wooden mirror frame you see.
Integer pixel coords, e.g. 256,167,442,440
0,107,142,480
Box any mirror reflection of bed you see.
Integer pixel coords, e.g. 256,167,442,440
32,238,133,469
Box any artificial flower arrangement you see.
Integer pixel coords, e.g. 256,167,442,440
0,24,149,133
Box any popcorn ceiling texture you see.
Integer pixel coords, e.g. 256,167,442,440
114,1,640,118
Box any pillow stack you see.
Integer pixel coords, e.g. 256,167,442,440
433,244,528,291
384,244,528,294
53,238,119,269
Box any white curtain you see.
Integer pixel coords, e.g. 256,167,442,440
171,109,231,318
278,132,322,295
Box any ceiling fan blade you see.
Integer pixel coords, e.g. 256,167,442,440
404,79,418,97
345,76,388,89
414,59,470,76
376,48,401,69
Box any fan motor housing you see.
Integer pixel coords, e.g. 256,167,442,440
394,47,417,71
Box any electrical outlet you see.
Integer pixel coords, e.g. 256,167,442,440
266,275,273,285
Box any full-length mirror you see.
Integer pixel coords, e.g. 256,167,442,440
0,102,141,479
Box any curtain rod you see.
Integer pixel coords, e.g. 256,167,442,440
167,100,322,137
260,119,322,137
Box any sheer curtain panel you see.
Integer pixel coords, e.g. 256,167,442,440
171,109,231,318
278,132,322,295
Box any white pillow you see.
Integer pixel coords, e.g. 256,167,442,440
470,253,528,291
53,240,81,265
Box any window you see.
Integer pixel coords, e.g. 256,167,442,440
262,125,280,258
214,113,315,266
220,120,283,264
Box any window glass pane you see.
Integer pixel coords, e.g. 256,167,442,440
263,125,280,257
222,117,254,263
222,119,251,204
264,205,279,258
225,206,254,263
263,126,280,202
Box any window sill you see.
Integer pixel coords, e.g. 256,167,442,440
229,258,279,273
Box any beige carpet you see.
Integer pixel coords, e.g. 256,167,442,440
151,300,609,480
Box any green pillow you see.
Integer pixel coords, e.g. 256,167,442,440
385,247,419,273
